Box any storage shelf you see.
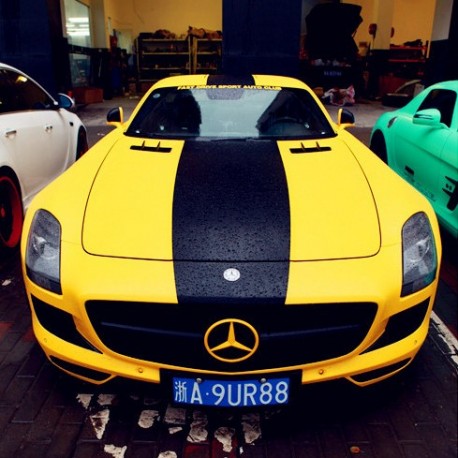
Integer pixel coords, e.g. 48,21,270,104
136,35,222,82
141,67,187,71
136,36,192,82
192,38,222,74
371,44,428,83
388,59,426,63
142,52,189,56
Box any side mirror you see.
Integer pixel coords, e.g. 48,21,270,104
337,108,355,129
413,108,442,127
107,107,124,127
57,93,76,112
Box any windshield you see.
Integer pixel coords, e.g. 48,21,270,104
126,86,335,139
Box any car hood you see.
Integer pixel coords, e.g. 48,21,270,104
82,136,380,261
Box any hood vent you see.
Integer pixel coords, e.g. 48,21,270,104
130,141,172,153
290,142,332,154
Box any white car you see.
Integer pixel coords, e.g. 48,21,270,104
0,63,87,251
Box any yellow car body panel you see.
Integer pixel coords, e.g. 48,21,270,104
83,137,184,259
278,139,380,260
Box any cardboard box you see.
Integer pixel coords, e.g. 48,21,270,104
73,87,104,104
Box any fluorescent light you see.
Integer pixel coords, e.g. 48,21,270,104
67,30,90,36
68,17,89,23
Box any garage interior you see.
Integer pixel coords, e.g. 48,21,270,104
0,0,456,103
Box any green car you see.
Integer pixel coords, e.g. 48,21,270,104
370,80,458,238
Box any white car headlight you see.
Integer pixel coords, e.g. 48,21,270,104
401,212,437,296
26,210,62,294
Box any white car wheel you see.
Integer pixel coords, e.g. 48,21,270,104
0,173,23,250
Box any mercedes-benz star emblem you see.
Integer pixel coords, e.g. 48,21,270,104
204,319,259,363
223,268,241,282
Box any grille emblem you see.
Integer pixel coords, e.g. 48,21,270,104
223,268,240,282
204,319,259,363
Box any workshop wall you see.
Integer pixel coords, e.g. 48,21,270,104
104,0,222,40
102,0,436,57
344,0,435,50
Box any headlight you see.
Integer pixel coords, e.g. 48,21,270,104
401,212,437,296
25,210,62,294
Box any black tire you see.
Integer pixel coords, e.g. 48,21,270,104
0,171,23,251
369,131,388,164
76,127,89,160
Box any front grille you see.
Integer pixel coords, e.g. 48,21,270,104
362,299,430,352
32,296,99,352
85,301,377,372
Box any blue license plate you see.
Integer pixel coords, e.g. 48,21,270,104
172,377,290,407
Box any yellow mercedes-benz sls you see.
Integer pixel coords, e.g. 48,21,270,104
21,74,441,408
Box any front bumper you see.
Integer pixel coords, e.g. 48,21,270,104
23,241,438,388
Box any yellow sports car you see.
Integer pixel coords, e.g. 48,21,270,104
21,74,441,407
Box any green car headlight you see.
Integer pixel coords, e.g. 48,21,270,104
401,212,437,297
26,210,62,294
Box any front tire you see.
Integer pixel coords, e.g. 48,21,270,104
76,127,89,160
369,131,388,164
0,172,23,251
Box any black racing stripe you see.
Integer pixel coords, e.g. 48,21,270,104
173,140,290,304
173,140,290,261
173,261,289,305
207,74,255,86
